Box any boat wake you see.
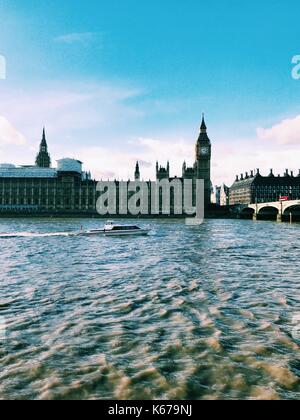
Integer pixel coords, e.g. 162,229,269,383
0,222,152,239
0,231,73,239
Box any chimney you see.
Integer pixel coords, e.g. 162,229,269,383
257,168,260,175
240,173,244,180
291,171,294,177
235,175,239,182
245,172,249,179
250,170,254,177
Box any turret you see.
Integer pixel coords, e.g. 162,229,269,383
134,161,140,180
156,162,170,181
268,169,274,177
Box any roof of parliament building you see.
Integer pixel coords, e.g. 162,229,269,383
231,169,300,188
0,165,57,178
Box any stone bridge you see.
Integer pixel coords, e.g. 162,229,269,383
239,200,300,222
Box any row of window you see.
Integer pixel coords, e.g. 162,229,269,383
0,199,96,206
0,189,96,194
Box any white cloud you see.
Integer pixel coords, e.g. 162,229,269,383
76,136,194,181
54,32,99,46
212,139,300,187
0,80,145,167
0,82,144,141
0,116,26,146
257,114,300,145
77,135,300,188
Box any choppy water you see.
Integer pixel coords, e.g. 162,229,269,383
0,218,300,400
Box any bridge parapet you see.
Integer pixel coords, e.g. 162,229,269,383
282,200,300,212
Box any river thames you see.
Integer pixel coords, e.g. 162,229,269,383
0,218,299,400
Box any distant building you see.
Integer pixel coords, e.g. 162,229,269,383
211,186,220,205
220,184,230,206
181,115,212,206
0,130,94,213
229,169,300,205
212,184,230,206
0,118,213,215
153,115,212,210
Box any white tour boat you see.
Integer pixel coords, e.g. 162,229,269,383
77,221,151,237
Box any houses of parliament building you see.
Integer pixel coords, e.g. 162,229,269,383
0,117,212,215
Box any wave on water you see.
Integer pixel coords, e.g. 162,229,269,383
1,219,300,400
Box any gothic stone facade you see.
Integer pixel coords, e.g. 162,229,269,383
0,119,212,215
0,166,96,213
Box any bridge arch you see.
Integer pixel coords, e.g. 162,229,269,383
258,204,280,213
283,204,300,221
257,205,279,220
248,204,256,211
240,207,255,219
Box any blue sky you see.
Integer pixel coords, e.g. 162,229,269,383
0,0,300,184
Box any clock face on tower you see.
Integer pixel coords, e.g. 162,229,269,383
200,147,209,155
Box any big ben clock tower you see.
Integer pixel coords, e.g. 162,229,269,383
195,114,212,207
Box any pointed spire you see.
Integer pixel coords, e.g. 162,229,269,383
40,127,48,151
36,127,51,168
200,113,207,133
135,161,140,180
182,161,187,176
